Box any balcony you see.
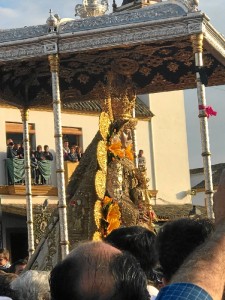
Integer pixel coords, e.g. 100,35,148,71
1,159,79,197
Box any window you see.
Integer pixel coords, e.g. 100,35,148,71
5,122,36,149
62,126,83,148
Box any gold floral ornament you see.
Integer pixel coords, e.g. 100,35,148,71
107,140,125,159
106,202,121,235
97,140,107,174
95,170,106,200
125,144,134,161
93,231,102,241
102,196,121,236
99,112,111,141
93,196,121,239
94,200,102,229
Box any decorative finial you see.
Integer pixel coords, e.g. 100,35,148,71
192,0,199,11
180,0,199,12
46,9,58,32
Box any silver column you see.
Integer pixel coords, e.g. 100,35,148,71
191,34,214,219
21,108,35,258
48,54,69,259
132,107,138,168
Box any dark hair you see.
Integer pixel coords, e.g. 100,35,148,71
156,218,215,281
105,226,157,280
9,259,27,274
50,242,149,300
109,252,149,300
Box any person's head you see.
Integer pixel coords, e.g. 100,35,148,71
37,145,42,152
6,139,13,146
70,147,75,153
138,150,144,157
0,249,10,267
156,218,215,283
105,226,157,280
63,141,69,148
44,145,49,152
0,271,18,299
50,241,149,300
8,142,14,148
10,270,50,300
76,146,82,153
9,259,27,275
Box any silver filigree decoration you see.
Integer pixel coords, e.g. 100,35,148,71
61,3,186,33
75,0,108,18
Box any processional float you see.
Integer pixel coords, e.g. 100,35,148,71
0,0,225,267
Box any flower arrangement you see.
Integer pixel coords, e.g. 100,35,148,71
107,138,134,161
94,196,121,238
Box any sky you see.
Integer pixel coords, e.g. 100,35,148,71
0,0,224,169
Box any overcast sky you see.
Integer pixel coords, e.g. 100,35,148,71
0,1,224,169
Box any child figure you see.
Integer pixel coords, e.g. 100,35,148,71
0,248,11,270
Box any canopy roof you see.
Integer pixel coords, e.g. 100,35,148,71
0,0,225,108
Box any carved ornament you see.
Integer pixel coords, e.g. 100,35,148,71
99,112,111,140
97,141,107,174
95,170,106,199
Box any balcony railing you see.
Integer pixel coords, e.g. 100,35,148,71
5,158,52,185
1,159,78,196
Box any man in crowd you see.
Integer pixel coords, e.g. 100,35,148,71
156,169,225,300
63,141,70,161
43,145,53,161
156,218,214,285
8,259,27,275
138,149,146,170
50,241,149,300
105,226,159,299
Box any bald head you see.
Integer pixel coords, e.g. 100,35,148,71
50,241,149,300
69,242,121,298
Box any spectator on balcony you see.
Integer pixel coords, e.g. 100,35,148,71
6,139,13,146
76,146,83,161
30,150,38,185
17,143,24,159
63,141,70,161
13,144,20,156
35,145,45,161
7,142,18,159
43,145,53,161
35,145,45,185
67,147,79,163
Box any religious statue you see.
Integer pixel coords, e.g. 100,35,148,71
66,71,157,246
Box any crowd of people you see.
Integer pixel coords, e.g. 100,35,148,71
6,139,54,185
63,141,83,162
1,168,225,299
6,139,84,185
2,141,225,299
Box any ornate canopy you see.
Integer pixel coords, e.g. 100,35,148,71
0,0,225,108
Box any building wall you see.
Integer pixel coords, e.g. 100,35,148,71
139,91,192,205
